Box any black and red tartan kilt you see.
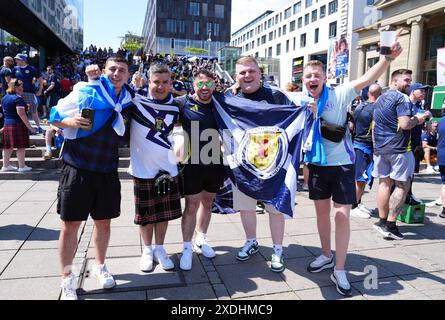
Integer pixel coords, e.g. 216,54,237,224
133,176,182,225
2,122,30,149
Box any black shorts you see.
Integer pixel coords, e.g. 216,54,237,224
57,163,121,221
183,165,226,195
308,164,356,205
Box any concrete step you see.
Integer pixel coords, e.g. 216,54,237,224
0,168,134,181
4,157,131,170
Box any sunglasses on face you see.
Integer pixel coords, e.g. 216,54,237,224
196,81,214,89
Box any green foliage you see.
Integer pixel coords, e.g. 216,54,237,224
185,47,209,54
6,36,25,44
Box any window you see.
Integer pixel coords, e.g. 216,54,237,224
193,21,200,35
314,28,319,43
278,27,282,37
276,43,281,56
268,47,273,58
171,38,175,49
293,2,301,14
367,57,379,69
298,17,302,28
312,10,317,22
329,0,338,15
166,19,176,33
269,32,273,41
215,4,225,19
305,0,313,8
300,33,306,48
213,23,220,37
257,38,260,46
329,21,337,38
202,3,208,16
255,52,259,58
206,23,212,36
320,5,326,19
275,15,279,24
293,37,296,51
305,14,309,26
189,2,200,16
290,20,296,32
262,35,266,44
286,39,290,53
178,20,185,33
268,19,272,28
284,7,292,19
283,25,287,35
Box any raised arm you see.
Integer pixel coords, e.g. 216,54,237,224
351,29,403,92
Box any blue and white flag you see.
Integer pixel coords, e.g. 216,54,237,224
212,93,312,218
49,75,133,140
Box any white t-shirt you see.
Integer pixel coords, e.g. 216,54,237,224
319,84,360,166
128,95,180,179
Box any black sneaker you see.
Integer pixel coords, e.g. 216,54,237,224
405,195,421,206
382,225,404,240
373,220,388,236
307,254,335,273
236,240,259,261
330,271,352,297
440,211,445,219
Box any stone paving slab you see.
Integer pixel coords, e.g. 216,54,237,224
2,201,54,215
0,181,35,192
0,202,12,213
216,261,292,299
19,191,58,202
295,286,366,300
20,227,60,250
352,276,431,300
86,245,142,259
240,291,301,300
403,243,445,268
0,277,61,300
80,290,147,300
0,250,16,274
0,192,27,202
0,248,60,279
80,256,184,294
146,283,217,300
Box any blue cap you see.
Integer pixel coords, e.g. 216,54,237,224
266,75,275,81
408,83,430,95
14,53,28,62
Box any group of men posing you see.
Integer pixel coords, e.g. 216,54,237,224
50,33,429,300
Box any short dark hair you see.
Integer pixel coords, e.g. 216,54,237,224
149,63,171,78
391,69,412,82
194,69,217,81
105,55,130,70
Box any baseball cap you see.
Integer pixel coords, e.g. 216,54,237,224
408,83,430,95
14,53,28,62
266,75,275,81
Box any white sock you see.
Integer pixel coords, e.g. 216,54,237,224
155,245,164,252
195,232,206,244
273,245,283,257
144,245,153,253
46,145,51,153
183,242,192,251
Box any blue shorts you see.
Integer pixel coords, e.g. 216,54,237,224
355,148,373,183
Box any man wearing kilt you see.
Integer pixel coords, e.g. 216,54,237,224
1,79,36,172
128,63,183,272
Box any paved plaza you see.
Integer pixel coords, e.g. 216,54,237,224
0,174,444,300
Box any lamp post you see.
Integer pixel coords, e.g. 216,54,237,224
207,29,212,63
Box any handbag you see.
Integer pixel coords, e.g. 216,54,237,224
320,118,347,143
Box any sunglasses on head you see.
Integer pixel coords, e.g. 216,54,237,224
196,81,214,88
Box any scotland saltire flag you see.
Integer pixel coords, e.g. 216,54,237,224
212,93,312,218
49,75,133,140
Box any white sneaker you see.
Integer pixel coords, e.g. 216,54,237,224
92,264,116,289
307,254,334,273
1,165,18,172
18,166,32,173
331,269,352,297
425,197,442,207
180,248,193,271
153,248,175,270
139,248,154,272
358,203,372,214
422,166,436,174
350,207,371,219
194,238,216,259
60,273,77,300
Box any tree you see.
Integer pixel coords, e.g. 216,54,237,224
120,31,143,53
185,47,208,54
6,36,25,44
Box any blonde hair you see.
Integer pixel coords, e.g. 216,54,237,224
6,79,23,94
236,56,260,68
304,60,325,73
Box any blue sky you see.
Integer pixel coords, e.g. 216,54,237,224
83,0,289,50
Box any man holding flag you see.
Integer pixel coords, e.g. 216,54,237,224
303,31,404,297
215,56,312,273
50,55,133,300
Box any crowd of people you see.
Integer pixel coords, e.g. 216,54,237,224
1,35,444,301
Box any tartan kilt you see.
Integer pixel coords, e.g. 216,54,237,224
2,122,30,149
133,176,182,225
